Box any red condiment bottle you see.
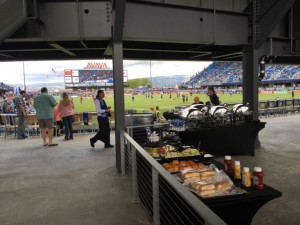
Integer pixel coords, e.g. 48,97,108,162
253,167,264,190
224,155,232,176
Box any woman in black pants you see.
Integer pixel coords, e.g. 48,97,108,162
58,92,74,141
90,90,114,148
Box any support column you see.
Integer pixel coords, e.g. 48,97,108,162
242,47,259,121
113,43,125,173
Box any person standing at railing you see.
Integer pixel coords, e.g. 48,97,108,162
58,92,74,141
90,90,114,148
14,90,27,139
34,87,58,147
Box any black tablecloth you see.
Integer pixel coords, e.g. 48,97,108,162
178,121,266,156
201,160,282,225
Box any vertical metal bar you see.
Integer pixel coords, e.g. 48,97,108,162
22,61,26,90
231,0,234,11
290,7,293,53
120,132,125,175
198,0,202,8
131,146,138,202
269,37,273,55
212,0,215,42
152,167,160,225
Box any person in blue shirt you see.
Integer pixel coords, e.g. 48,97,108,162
90,90,114,148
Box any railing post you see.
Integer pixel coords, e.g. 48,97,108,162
152,167,160,225
131,146,138,202
120,132,125,175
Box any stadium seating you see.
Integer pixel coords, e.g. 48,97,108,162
187,62,300,86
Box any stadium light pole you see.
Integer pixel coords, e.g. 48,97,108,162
23,61,26,90
150,60,153,88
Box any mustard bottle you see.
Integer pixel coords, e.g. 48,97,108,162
242,167,251,187
234,161,241,179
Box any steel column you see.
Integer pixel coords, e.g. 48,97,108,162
242,47,259,120
113,43,125,173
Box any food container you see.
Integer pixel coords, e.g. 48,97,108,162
125,113,154,127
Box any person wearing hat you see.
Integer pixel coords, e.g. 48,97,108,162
207,87,220,106
192,96,204,105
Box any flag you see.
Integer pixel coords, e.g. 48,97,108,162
14,86,21,94
52,68,60,76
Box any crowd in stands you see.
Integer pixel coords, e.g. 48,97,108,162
187,62,300,86
0,82,13,92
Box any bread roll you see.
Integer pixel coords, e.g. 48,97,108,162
187,160,194,165
216,180,231,192
186,176,201,182
167,167,175,172
178,165,185,171
200,170,216,177
192,164,198,169
179,161,187,166
173,160,179,165
192,181,207,190
197,163,205,168
184,172,201,179
163,163,169,169
185,165,192,170
198,183,215,191
198,189,216,197
173,165,179,171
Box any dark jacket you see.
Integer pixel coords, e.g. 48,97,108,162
209,93,220,106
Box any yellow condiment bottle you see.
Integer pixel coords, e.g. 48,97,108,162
234,161,241,179
242,167,251,187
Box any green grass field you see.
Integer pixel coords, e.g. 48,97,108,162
61,93,297,113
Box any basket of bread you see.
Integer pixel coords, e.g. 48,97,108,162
182,169,247,198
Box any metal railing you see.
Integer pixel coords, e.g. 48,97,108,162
121,126,227,225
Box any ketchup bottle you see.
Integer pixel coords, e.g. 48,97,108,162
224,155,232,176
253,167,264,190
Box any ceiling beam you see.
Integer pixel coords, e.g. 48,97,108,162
48,42,77,56
254,0,296,49
112,0,126,44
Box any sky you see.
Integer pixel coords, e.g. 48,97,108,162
0,60,211,85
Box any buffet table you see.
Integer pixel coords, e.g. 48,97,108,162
157,159,282,225
201,160,282,225
178,121,266,156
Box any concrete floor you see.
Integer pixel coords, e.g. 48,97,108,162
0,133,150,225
0,115,300,225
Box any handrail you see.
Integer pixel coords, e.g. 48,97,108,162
122,130,227,225
126,122,169,129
